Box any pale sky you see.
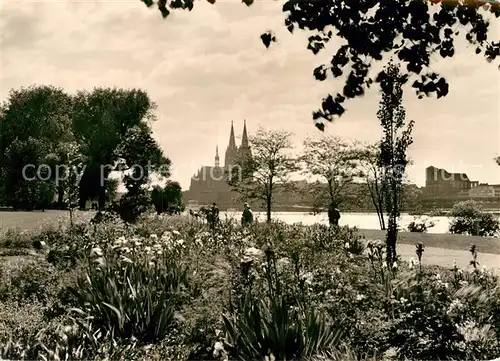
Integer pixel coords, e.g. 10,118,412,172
1,0,499,190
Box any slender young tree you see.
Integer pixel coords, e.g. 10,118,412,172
227,127,299,222
64,142,86,227
378,63,415,265
354,142,386,230
301,136,357,212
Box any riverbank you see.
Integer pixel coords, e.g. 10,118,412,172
1,210,499,255
2,210,500,235
191,204,500,215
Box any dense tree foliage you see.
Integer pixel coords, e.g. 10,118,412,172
151,181,184,215
0,86,73,210
143,0,499,129
0,85,170,221
449,199,500,236
72,88,162,210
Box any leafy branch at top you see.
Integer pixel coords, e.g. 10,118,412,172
142,0,500,130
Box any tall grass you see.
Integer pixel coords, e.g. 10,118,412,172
223,292,342,360
68,254,192,343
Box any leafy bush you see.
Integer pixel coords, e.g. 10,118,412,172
110,190,153,224
2,262,55,303
67,236,195,344
388,271,466,359
407,216,435,233
449,200,500,236
46,214,126,268
0,229,35,250
151,182,184,215
0,300,46,359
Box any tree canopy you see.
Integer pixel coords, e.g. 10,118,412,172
301,136,357,209
0,85,169,214
228,127,299,221
143,0,499,129
0,86,73,209
151,181,184,215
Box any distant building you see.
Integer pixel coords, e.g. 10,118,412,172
469,184,496,198
491,184,500,195
423,165,479,198
184,120,252,208
456,183,499,200
419,166,500,210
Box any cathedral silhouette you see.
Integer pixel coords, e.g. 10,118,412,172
185,120,252,209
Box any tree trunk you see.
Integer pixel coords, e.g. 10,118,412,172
375,203,385,230
367,177,386,230
328,179,334,205
386,215,397,264
266,196,272,222
98,182,106,210
378,197,386,230
78,186,86,210
370,186,386,230
385,171,399,264
57,183,64,208
375,181,386,230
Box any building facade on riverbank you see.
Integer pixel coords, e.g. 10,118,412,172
423,165,479,198
420,166,500,209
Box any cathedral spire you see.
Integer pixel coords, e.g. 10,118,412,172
215,145,220,167
225,121,238,167
238,119,252,166
229,120,236,148
241,119,249,148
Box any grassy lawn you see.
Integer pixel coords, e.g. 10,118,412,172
0,210,68,230
0,210,93,232
359,229,500,255
396,244,500,273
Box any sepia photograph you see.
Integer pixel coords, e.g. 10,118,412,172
1,0,500,359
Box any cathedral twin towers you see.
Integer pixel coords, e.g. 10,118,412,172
214,120,252,168
186,120,252,206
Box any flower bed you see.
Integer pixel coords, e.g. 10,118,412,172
0,215,499,360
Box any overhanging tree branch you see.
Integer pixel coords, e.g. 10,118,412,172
145,0,500,130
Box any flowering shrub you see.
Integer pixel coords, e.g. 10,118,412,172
449,200,500,237
407,216,435,233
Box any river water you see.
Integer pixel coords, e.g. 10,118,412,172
219,211,500,234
